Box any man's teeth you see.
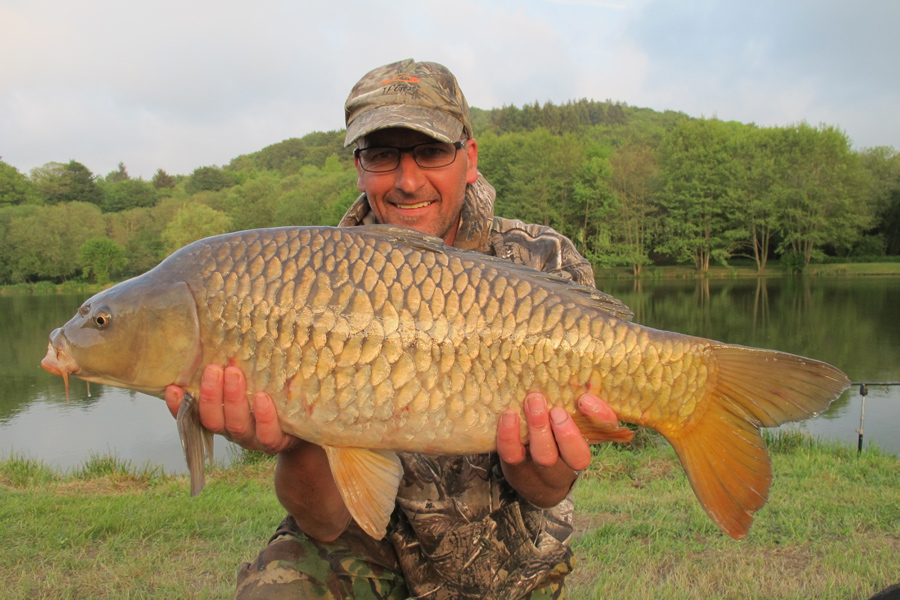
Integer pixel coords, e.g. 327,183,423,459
396,201,433,209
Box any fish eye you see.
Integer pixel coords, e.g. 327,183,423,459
93,311,111,328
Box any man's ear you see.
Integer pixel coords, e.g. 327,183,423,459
465,138,479,184
355,157,366,192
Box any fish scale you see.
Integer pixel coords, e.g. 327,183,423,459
42,224,849,541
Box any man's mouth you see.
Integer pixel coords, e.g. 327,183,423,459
391,200,435,210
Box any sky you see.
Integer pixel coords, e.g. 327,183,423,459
1,0,897,180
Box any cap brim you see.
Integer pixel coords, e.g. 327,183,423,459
344,105,465,147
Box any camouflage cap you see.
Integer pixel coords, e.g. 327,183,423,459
344,59,473,147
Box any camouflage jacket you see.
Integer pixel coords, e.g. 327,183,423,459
337,174,595,600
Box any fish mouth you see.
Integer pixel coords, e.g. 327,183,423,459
41,334,80,399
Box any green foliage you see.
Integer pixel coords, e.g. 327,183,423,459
3,202,105,282
162,203,233,253
185,166,235,194
774,124,871,267
656,118,745,271
0,161,38,206
102,177,158,212
78,237,128,284
1,99,893,284
151,168,177,190
30,161,103,206
105,162,130,183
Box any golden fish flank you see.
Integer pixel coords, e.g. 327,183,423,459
41,225,849,541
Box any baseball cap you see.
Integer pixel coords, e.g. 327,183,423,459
344,59,473,147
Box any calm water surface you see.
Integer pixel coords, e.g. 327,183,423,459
1,276,898,474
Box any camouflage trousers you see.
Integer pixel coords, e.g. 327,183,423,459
233,516,566,600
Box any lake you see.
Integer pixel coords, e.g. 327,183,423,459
1,276,898,475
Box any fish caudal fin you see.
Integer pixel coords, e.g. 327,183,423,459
324,446,404,540
176,393,215,497
662,345,849,540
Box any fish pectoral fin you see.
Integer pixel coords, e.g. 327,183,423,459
176,392,213,496
572,414,635,444
323,446,403,540
663,344,850,540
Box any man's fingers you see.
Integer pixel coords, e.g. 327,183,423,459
577,394,618,424
197,365,226,433
221,366,254,439
524,394,559,467
164,385,183,419
496,410,527,465
252,392,294,453
549,407,591,471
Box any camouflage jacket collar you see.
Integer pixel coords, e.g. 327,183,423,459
337,173,497,253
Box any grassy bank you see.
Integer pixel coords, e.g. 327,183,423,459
2,434,898,599
4,262,900,296
593,261,900,280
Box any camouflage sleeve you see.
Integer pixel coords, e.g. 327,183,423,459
487,217,595,287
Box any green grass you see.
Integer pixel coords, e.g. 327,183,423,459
2,435,898,599
593,261,900,280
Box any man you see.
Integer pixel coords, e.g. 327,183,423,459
166,59,621,599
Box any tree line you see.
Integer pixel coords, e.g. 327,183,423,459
1,99,898,285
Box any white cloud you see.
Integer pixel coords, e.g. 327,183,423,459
0,0,896,180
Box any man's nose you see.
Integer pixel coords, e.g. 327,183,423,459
394,151,426,192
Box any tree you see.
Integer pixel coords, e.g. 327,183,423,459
105,162,130,183
0,161,37,206
656,118,743,271
728,126,783,272
479,129,584,231
30,161,103,206
6,202,106,281
774,124,871,267
162,203,232,254
152,168,177,190
103,178,158,212
859,146,900,255
606,142,660,275
79,237,128,284
185,166,235,194
272,157,358,227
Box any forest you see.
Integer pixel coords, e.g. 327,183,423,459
1,98,899,285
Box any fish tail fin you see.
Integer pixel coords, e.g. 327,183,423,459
662,345,849,540
176,392,214,496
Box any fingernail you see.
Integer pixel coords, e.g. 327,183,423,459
526,395,546,415
579,395,600,412
224,369,239,390
202,368,221,385
551,407,569,425
500,411,518,427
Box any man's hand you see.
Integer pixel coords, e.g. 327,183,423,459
496,393,618,508
164,365,298,454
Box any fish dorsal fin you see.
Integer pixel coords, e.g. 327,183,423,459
359,224,447,253
323,446,403,540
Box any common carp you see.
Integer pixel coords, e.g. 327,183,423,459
41,225,849,540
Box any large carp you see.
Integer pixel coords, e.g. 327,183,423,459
41,225,849,540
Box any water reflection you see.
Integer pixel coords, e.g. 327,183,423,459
2,277,899,471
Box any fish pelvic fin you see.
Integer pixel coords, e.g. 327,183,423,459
663,345,850,540
323,446,403,540
176,392,214,497
572,414,635,444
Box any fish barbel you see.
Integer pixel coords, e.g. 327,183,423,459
40,225,849,540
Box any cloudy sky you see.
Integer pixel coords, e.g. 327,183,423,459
2,0,897,180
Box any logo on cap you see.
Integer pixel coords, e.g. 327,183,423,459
382,76,421,84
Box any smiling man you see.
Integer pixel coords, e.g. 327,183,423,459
166,59,620,600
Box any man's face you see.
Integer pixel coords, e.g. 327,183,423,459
355,128,479,246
